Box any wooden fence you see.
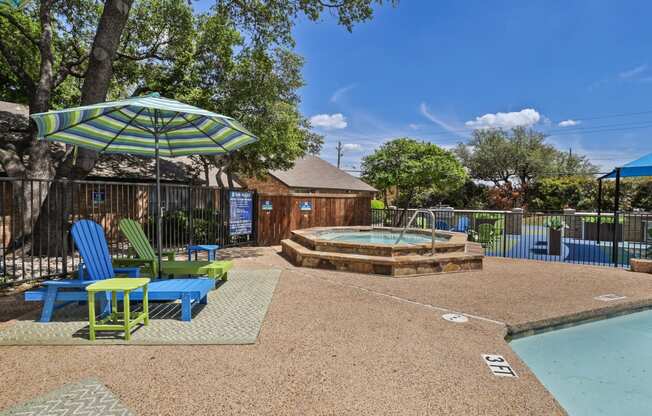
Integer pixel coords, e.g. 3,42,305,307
256,193,372,245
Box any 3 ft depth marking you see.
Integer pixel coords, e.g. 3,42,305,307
482,354,518,378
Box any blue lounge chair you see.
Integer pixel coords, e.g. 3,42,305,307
25,220,214,322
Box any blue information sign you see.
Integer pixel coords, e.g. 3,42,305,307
262,200,273,211
229,191,254,236
299,201,312,211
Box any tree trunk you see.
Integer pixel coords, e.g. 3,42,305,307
58,0,135,179
5,0,56,254
30,0,134,255
394,189,414,228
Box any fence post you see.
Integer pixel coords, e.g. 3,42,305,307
502,211,507,256
509,207,523,236
597,179,603,244
612,168,621,267
61,181,69,276
188,186,193,246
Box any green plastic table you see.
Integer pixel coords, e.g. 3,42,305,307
86,278,150,341
158,260,233,281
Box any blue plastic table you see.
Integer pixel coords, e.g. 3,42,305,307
187,244,220,261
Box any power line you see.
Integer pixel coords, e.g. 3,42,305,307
404,121,652,144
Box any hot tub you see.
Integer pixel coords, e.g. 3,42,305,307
282,226,483,276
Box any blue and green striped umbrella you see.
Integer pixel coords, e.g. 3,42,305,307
30,93,258,276
31,93,258,157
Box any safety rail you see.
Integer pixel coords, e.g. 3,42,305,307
394,209,437,255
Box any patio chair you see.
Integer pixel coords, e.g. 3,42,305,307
477,223,497,248
116,218,232,280
435,220,450,230
452,216,470,233
25,220,214,322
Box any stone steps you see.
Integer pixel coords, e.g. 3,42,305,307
281,238,483,277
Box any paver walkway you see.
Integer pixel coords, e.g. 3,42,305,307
0,270,280,345
0,379,133,416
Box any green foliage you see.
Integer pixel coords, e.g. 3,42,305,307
370,199,385,209
456,127,598,207
528,176,597,211
0,0,395,179
149,208,222,245
544,217,566,230
528,177,652,212
362,138,467,209
416,180,488,209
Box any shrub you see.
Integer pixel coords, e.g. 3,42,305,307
371,199,385,209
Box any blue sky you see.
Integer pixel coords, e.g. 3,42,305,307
289,0,652,173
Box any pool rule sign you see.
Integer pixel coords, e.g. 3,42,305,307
229,191,254,236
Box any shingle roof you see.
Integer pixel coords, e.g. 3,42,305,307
268,155,377,192
90,154,242,187
0,101,28,116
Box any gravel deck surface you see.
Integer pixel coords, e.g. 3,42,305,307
2,248,652,415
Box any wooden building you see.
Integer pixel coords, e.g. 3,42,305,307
241,156,378,245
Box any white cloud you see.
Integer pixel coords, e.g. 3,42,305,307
309,113,348,130
330,84,356,103
558,119,580,127
342,143,362,151
465,108,541,130
619,64,648,79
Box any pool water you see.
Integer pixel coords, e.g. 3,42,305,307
317,230,443,245
510,309,652,415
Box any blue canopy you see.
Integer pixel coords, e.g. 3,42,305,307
602,152,652,179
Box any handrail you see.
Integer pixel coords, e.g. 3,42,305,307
394,209,437,255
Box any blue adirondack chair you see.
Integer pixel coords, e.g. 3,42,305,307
453,216,470,233
26,220,215,322
25,220,141,322
435,220,450,231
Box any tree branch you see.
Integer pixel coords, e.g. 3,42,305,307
116,50,167,61
317,0,346,7
54,53,89,87
0,9,38,46
0,41,36,95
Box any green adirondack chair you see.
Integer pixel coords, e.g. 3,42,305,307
115,219,232,281
477,223,497,248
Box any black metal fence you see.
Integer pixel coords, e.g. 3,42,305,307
0,178,256,286
372,208,652,268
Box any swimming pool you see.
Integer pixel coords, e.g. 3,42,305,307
317,230,445,245
510,309,652,415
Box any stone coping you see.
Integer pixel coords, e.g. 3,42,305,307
291,226,468,256
506,298,652,341
284,239,482,265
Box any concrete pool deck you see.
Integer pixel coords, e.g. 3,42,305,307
2,248,652,415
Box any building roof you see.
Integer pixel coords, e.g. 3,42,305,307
0,101,28,116
90,155,242,187
268,155,377,192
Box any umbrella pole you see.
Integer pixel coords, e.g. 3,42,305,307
155,129,163,280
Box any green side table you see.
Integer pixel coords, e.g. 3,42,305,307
157,260,234,281
86,278,150,341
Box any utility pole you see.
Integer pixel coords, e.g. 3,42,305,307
336,141,344,169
